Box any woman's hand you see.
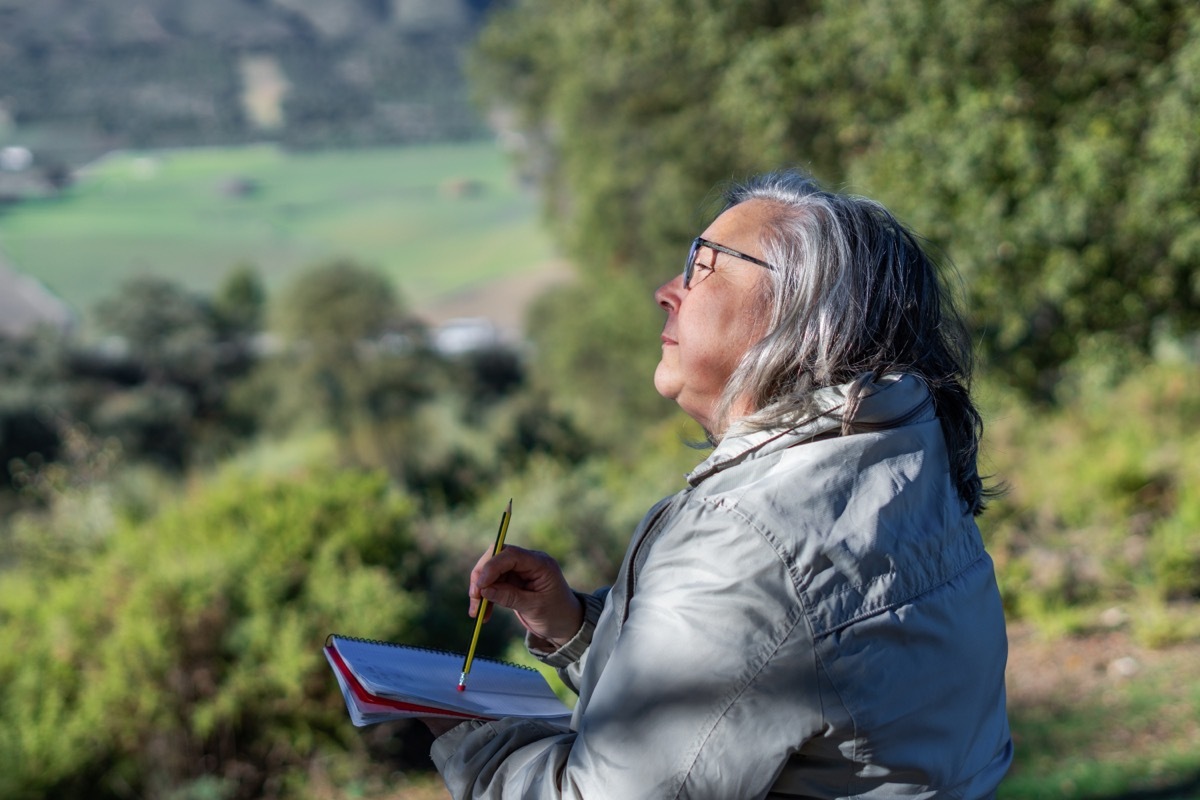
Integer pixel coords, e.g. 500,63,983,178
470,545,583,648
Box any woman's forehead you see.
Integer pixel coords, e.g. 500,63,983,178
703,199,775,252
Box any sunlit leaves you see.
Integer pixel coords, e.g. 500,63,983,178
476,0,1200,397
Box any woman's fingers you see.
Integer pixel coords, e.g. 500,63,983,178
463,544,582,645
468,545,540,617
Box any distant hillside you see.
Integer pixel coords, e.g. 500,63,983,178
0,0,499,163
0,257,75,338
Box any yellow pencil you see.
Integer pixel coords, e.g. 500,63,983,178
457,498,512,691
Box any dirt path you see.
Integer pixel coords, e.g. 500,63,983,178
1005,620,1200,707
416,259,576,341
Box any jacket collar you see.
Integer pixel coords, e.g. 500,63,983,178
686,373,934,486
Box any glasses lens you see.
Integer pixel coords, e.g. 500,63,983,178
684,238,701,289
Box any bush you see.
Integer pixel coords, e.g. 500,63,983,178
979,363,1200,629
1148,487,1200,601
0,467,435,800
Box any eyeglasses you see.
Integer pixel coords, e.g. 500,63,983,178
684,237,775,289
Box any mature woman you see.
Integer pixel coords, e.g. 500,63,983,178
427,170,1013,798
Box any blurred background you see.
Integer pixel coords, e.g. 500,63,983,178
1,1,1197,798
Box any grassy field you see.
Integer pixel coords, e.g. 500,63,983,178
0,141,555,320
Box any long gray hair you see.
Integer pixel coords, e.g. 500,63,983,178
716,169,988,515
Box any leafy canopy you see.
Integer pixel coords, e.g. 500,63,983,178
474,0,1200,399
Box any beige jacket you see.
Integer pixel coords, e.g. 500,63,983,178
432,374,1012,798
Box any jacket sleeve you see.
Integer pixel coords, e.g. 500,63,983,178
430,498,825,799
525,588,610,695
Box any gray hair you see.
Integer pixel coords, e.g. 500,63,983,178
715,169,989,514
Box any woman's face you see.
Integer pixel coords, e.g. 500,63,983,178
653,199,774,433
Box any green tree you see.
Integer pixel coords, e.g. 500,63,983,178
93,276,218,382
275,258,403,348
89,276,258,467
213,263,266,338
808,0,1200,394
473,0,805,283
472,0,817,428
474,0,1200,398
272,258,426,433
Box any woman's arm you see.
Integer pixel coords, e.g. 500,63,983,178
431,502,820,799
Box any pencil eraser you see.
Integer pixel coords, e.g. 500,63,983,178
457,684,466,692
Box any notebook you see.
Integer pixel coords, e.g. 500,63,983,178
325,634,572,727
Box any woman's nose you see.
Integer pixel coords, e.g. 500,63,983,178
655,273,684,311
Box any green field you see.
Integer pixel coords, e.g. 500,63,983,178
0,141,554,317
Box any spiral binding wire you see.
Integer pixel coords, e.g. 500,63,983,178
326,633,538,672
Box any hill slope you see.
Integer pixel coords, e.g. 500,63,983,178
0,0,499,159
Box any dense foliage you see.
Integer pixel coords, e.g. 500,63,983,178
1,271,261,488
0,468,432,799
1,258,592,515
474,0,1200,401
980,365,1200,640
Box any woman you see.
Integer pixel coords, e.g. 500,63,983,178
427,170,1013,798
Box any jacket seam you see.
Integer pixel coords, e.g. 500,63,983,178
702,496,856,797
704,496,810,623
624,492,690,623
672,610,810,800
813,539,987,637
662,497,812,799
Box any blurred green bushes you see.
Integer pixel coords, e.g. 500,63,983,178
980,364,1200,643
0,466,432,799
0,257,627,798
474,0,1199,408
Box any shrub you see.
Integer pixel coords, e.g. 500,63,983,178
979,364,1200,629
0,467,434,800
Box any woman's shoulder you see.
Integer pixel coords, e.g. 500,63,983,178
683,421,984,627
693,413,949,513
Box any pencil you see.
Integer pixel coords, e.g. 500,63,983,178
457,498,512,691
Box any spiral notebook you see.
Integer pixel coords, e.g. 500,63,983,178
324,634,572,727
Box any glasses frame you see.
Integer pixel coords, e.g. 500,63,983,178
684,237,775,289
